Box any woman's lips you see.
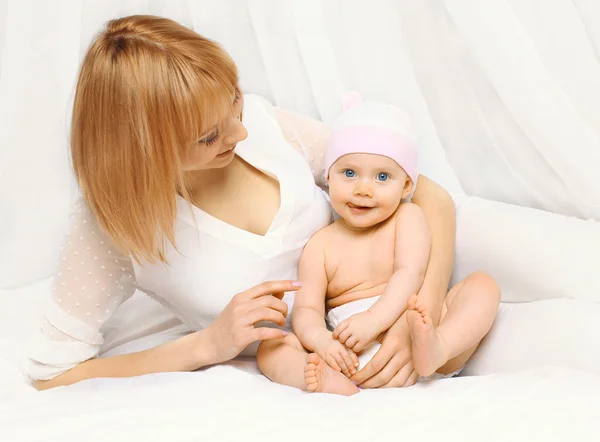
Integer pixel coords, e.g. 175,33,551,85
216,144,236,157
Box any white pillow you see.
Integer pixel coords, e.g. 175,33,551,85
451,195,600,303
454,196,600,376
464,298,600,376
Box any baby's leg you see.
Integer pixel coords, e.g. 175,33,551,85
407,272,501,377
257,334,359,396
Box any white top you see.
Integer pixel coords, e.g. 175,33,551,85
26,95,333,381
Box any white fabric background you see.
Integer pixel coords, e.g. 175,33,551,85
1,0,599,288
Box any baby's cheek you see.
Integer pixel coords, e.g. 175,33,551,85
330,199,344,216
328,192,345,213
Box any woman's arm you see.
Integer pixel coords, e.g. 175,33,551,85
410,175,456,325
368,203,431,330
34,330,217,390
30,201,217,390
35,276,296,390
27,199,140,387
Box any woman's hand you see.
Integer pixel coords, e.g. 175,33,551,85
205,280,301,364
350,311,418,388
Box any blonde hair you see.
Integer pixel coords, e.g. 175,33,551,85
71,15,238,264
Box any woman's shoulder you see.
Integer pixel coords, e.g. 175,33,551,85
64,196,94,227
71,195,90,213
67,197,105,231
241,93,330,189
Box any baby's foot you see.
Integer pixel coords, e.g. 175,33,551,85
304,354,360,396
407,295,450,377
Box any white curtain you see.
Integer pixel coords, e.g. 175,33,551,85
1,0,599,288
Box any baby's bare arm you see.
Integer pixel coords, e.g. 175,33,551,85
368,203,431,332
292,231,331,351
333,203,431,353
293,231,360,376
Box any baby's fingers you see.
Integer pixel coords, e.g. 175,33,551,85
352,339,367,353
341,349,358,375
349,349,360,369
345,335,359,351
332,321,348,340
337,326,354,345
326,354,342,373
334,352,352,377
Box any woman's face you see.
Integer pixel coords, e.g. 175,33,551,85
182,88,247,171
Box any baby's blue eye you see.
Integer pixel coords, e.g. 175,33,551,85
344,170,356,178
377,173,389,181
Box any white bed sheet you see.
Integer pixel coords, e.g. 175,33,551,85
2,280,600,441
1,361,599,441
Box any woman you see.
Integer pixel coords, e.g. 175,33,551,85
29,15,463,391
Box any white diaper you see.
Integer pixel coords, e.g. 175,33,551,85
326,296,463,381
326,297,382,371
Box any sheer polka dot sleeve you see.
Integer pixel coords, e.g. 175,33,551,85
243,95,330,189
274,107,331,191
26,199,136,381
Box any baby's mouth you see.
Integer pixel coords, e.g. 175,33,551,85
347,203,374,213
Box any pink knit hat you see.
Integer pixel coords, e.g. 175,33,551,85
325,92,418,185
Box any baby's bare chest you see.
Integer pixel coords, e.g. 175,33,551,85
325,225,397,299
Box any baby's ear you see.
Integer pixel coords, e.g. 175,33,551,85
401,178,413,199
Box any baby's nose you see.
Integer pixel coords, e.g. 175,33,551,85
354,181,373,197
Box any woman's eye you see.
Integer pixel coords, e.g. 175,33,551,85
344,170,356,178
377,173,389,181
202,129,219,146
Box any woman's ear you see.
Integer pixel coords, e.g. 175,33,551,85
401,177,414,199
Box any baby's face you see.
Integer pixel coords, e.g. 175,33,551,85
328,153,413,229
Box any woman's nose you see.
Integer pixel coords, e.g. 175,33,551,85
223,118,248,145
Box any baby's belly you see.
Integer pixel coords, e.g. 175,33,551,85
326,282,387,310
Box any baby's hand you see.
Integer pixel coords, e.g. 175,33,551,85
314,333,359,377
333,311,382,353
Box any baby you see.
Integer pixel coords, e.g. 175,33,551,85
292,95,430,383
257,94,500,395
